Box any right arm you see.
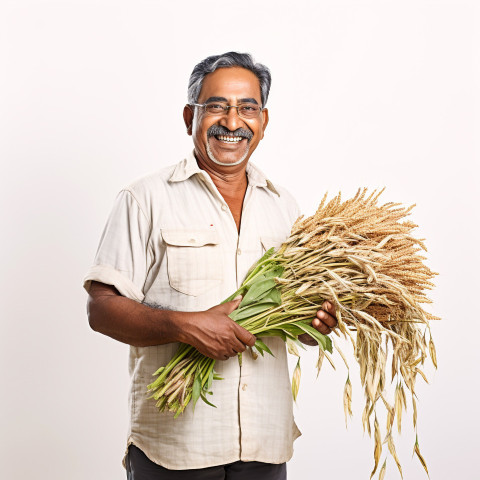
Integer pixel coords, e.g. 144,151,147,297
87,281,256,360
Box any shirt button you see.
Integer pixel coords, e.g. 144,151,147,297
237,248,242,255
189,238,196,244
221,205,228,212
242,383,248,391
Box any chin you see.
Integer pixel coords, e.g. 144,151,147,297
206,139,250,167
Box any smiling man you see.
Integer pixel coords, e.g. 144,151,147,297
84,52,337,480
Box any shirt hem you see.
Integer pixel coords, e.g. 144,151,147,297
123,435,245,470
123,435,295,470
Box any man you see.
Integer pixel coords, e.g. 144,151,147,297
84,52,337,479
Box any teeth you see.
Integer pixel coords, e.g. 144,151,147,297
217,135,242,143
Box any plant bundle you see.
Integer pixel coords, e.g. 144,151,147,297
147,188,438,478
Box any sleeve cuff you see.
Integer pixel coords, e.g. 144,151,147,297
83,264,145,303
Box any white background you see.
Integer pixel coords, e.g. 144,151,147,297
1,0,478,479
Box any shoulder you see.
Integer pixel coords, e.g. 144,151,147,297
124,163,176,198
118,159,187,216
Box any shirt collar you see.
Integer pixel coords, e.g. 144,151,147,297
169,150,280,196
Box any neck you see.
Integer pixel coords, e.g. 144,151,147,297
194,151,248,197
194,150,248,232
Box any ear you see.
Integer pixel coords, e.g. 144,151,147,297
183,104,194,136
260,108,269,139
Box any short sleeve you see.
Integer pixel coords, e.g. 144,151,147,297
83,189,152,302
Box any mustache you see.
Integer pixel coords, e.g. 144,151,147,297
207,125,253,140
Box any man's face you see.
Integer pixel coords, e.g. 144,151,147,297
184,67,269,168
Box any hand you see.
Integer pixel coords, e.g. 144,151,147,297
180,297,257,361
298,300,338,346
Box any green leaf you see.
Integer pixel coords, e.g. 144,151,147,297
240,279,276,307
253,345,264,357
296,323,333,353
192,375,202,411
256,286,282,306
279,324,306,337
207,369,213,390
229,301,278,321
256,247,275,264
324,335,333,353
241,248,275,285
255,338,274,357
200,393,217,408
222,286,248,304
255,329,288,341
263,266,285,279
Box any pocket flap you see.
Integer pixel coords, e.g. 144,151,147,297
261,236,286,251
162,228,220,247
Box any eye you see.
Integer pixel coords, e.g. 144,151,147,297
238,104,260,117
205,103,226,114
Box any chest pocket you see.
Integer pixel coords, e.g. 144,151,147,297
162,228,223,297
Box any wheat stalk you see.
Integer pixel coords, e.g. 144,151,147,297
147,188,438,477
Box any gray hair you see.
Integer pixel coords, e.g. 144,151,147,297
187,52,272,107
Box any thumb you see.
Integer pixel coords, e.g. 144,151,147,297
223,295,243,314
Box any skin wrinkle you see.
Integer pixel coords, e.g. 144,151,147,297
203,96,259,105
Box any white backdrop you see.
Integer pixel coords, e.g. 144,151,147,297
1,1,478,479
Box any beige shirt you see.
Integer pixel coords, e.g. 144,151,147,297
83,151,302,470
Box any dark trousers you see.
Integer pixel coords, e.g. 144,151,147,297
126,445,287,480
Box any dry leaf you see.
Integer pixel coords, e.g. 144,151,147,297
429,337,437,369
413,435,430,478
387,433,403,478
292,358,301,402
343,376,353,427
316,348,324,378
370,415,382,478
379,459,387,480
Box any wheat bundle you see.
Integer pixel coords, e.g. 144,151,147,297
147,188,438,478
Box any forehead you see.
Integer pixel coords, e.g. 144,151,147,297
197,67,262,103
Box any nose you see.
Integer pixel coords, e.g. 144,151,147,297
219,106,244,132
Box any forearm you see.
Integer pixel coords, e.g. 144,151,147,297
87,283,189,347
86,282,255,359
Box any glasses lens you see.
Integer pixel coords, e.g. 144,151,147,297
238,104,261,118
204,103,227,115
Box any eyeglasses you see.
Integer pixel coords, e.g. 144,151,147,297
191,102,263,119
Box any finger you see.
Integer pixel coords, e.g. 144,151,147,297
322,300,337,318
312,318,332,335
317,308,337,328
234,324,256,347
230,337,247,355
298,333,318,346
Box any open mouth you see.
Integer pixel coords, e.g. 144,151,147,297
214,135,245,144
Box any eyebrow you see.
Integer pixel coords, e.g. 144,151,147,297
203,96,259,105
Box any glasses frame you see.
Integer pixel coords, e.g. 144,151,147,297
190,102,264,119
